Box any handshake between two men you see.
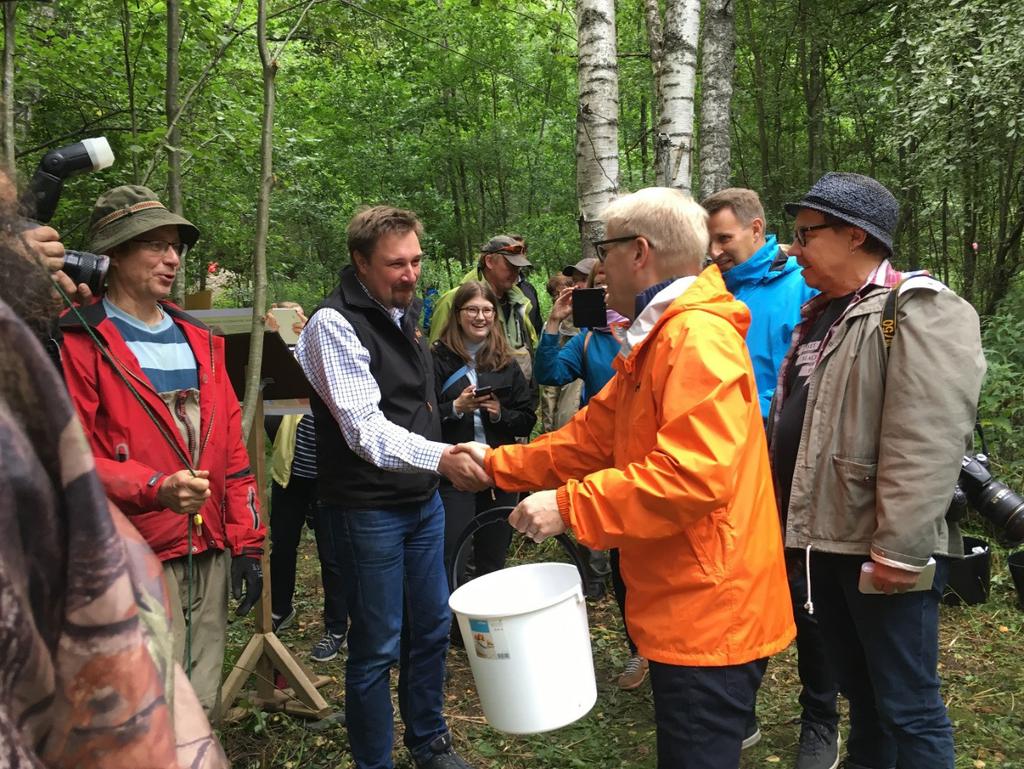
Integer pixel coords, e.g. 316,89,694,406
436,442,565,544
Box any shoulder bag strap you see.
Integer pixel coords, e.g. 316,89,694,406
442,364,471,394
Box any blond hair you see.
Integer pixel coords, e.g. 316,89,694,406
600,187,708,274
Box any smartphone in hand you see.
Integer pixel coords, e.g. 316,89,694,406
473,384,511,399
858,558,936,594
571,287,607,328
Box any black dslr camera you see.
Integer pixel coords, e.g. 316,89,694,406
19,137,114,294
949,453,1024,545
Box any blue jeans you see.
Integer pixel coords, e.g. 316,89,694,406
809,552,954,769
649,658,767,769
334,492,451,769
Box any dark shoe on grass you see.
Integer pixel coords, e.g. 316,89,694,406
309,631,346,663
413,733,475,769
794,721,840,769
271,608,296,633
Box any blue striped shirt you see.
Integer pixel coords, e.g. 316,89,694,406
104,298,198,393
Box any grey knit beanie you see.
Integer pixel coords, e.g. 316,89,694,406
785,172,899,255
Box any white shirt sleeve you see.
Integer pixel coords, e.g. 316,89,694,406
296,308,447,474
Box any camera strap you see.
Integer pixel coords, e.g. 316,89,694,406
54,284,199,679
880,278,909,352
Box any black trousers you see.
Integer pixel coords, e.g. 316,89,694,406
269,477,348,635
439,484,519,586
609,548,636,655
649,657,768,769
785,548,840,729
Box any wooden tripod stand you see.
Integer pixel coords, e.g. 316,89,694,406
197,321,333,721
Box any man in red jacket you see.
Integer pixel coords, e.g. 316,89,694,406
59,185,265,711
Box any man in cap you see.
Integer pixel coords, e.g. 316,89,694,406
509,234,544,337
58,185,266,712
771,172,985,769
428,235,538,383
562,256,597,288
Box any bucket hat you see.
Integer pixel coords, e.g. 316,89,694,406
784,172,898,255
88,185,200,255
480,235,531,267
562,257,597,278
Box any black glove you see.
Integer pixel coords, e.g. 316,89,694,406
231,549,264,617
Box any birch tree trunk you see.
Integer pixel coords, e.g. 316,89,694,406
575,0,619,259
643,0,664,184
658,0,701,192
2,2,16,178
698,0,735,196
167,0,185,303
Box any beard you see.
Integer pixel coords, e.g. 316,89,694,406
389,282,417,308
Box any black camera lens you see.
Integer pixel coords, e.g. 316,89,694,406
62,250,109,295
959,454,1024,545
975,483,1024,545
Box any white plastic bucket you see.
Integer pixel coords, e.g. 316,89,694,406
448,562,596,734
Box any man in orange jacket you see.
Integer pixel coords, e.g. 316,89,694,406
457,187,795,769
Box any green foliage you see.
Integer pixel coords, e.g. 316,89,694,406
977,283,1024,487
13,0,1023,314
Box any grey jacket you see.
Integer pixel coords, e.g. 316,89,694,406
772,275,986,570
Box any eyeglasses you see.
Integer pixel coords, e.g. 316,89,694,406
591,234,641,262
459,306,496,318
131,238,189,257
792,224,832,247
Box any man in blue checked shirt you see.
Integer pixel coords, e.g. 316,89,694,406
297,205,487,769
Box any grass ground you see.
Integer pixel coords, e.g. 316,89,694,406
218,530,1024,769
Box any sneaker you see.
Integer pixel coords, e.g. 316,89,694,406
413,733,475,769
794,722,840,769
742,716,762,750
309,632,346,663
617,655,649,690
271,608,296,633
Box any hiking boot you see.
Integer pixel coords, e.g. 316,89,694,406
742,716,762,750
271,608,296,633
413,733,475,769
794,722,840,769
309,631,346,663
617,655,649,690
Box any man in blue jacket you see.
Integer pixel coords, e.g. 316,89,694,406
702,188,818,419
702,188,834,769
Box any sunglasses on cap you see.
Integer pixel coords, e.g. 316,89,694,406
484,243,526,255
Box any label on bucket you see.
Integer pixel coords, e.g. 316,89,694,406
468,618,510,660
